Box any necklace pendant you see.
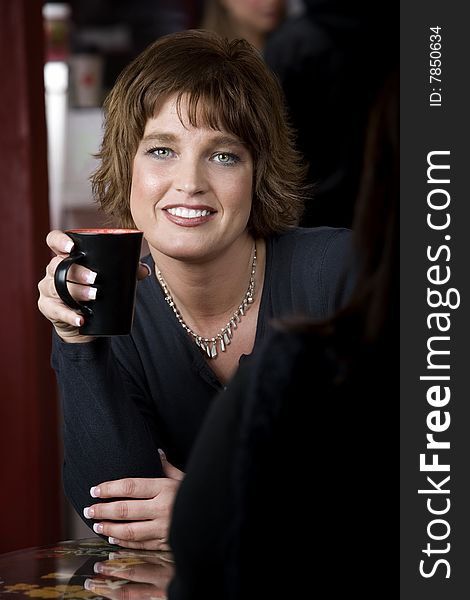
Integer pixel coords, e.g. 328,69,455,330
223,331,231,346
210,341,217,358
220,335,226,352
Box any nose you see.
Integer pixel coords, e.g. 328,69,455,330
174,156,207,196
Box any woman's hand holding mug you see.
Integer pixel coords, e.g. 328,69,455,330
37,229,148,342
38,230,98,343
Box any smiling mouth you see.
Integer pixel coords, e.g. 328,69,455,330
165,207,213,219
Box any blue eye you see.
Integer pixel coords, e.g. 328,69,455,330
213,152,239,166
147,147,173,159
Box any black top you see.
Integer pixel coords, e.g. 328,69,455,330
168,321,398,599
51,227,354,529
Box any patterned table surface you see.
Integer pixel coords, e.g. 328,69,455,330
0,538,174,598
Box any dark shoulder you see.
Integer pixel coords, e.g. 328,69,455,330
264,227,355,317
270,226,352,266
258,325,328,377
272,226,351,245
241,326,325,422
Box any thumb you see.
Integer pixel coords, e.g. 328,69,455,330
137,262,152,280
158,449,185,481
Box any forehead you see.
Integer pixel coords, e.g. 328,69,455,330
151,94,195,126
143,93,242,143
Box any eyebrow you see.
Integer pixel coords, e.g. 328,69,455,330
141,131,246,148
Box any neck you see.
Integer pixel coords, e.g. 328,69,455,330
233,24,265,51
153,237,259,328
243,31,265,51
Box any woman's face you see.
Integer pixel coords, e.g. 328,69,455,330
221,0,285,35
130,94,254,262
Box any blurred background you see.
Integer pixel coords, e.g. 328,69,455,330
0,0,397,553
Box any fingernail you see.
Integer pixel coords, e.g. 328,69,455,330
86,287,97,300
94,562,105,574
64,241,73,253
90,486,101,498
108,537,120,545
85,270,97,284
140,262,152,277
75,317,82,328
158,448,166,461
84,578,95,591
83,506,94,519
93,523,103,534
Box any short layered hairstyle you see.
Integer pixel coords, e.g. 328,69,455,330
91,29,307,238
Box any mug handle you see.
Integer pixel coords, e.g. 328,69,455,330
54,252,93,317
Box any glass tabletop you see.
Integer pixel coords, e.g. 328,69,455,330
0,538,173,599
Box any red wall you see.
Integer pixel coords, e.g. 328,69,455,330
0,0,63,552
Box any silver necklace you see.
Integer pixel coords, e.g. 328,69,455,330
156,243,257,359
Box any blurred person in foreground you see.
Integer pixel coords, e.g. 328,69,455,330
37,29,355,553
167,70,398,599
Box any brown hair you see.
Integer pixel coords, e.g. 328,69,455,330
91,29,307,238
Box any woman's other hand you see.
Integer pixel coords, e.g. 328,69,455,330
83,455,185,551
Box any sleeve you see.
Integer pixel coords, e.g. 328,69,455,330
287,228,357,319
51,332,164,533
316,228,357,316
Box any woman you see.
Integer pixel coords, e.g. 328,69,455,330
38,29,354,551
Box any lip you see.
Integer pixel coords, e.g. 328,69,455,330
162,204,216,227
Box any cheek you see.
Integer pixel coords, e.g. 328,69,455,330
130,164,162,207
129,167,165,229
224,174,253,216
237,167,254,210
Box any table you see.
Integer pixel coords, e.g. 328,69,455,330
0,538,174,599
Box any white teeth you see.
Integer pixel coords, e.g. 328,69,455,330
167,207,211,218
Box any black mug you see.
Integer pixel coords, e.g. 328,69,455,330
54,229,143,336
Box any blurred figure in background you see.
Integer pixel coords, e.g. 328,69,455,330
199,0,286,51
264,0,398,228
167,69,398,599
